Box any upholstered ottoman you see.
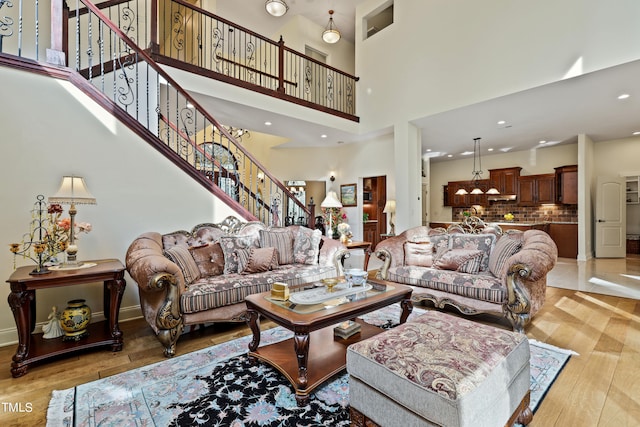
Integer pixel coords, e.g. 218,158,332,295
347,311,532,427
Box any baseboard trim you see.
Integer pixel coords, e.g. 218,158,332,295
0,304,143,348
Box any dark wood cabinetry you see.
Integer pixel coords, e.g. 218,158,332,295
489,167,521,195
518,174,555,206
446,179,489,207
362,176,387,249
555,165,578,204
548,223,578,258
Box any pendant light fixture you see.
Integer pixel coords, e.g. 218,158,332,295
265,0,288,17
455,137,499,196
322,10,341,43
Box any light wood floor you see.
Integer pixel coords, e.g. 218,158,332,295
1,257,639,426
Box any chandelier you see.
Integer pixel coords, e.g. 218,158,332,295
265,0,288,17
322,10,341,43
455,138,499,195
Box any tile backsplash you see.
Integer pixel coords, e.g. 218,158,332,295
453,202,578,223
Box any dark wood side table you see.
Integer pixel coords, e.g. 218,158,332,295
6,259,126,377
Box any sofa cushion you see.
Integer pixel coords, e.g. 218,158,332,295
489,232,524,277
449,233,496,272
219,235,260,274
237,247,279,274
404,242,434,267
180,263,336,313
259,229,295,265
434,248,485,274
164,245,200,285
293,227,322,265
189,243,225,277
387,266,505,304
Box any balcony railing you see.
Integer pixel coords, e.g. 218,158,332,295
155,0,358,119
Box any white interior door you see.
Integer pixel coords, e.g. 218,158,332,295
595,176,626,258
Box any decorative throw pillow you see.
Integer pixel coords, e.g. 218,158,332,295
237,247,279,274
433,248,485,274
488,233,524,277
449,233,496,272
404,242,434,267
259,229,295,265
293,227,322,265
429,234,451,258
189,242,225,277
164,245,200,285
219,235,260,274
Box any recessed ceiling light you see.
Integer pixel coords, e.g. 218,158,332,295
321,134,327,138
447,154,453,158
497,120,506,125
633,131,640,135
539,140,547,144
264,121,272,126
426,148,432,152
618,93,630,100
461,151,473,156
487,148,494,151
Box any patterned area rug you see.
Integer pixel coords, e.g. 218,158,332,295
47,306,574,426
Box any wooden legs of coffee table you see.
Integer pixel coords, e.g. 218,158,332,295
293,331,310,397
400,298,413,324
247,309,261,351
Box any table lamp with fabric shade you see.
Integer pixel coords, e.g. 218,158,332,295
321,191,342,238
49,176,96,266
383,200,396,236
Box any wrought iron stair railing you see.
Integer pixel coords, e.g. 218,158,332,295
0,0,312,226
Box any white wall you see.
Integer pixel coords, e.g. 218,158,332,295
429,144,579,221
592,136,640,235
355,0,640,135
0,67,236,346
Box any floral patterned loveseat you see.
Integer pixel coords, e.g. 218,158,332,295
126,216,347,356
373,217,557,332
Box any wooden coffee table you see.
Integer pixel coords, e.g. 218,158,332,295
245,277,412,405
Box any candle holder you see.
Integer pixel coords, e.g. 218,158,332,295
8,195,66,275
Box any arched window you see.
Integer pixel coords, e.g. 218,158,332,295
196,143,239,201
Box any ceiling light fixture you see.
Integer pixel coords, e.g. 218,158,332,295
455,138,499,196
618,93,630,100
265,0,288,17
322,10,341,43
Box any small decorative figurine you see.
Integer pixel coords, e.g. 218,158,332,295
42,306,64,339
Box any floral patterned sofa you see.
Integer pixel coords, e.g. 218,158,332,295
373,217,557,332
126,216,347,356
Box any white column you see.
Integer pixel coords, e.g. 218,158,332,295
393,122,422,233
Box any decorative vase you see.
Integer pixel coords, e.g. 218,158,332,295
60,299,91,341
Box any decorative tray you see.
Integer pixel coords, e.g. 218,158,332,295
289,283,372,305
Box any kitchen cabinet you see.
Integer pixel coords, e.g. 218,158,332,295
362,176,387,249
489,167,521,195
363,221,378,244
447,181,469,207
518,174,555,206
555,165,578,204
446,179,489,207
548,223,578,258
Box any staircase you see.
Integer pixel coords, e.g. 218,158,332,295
0,0,364,226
